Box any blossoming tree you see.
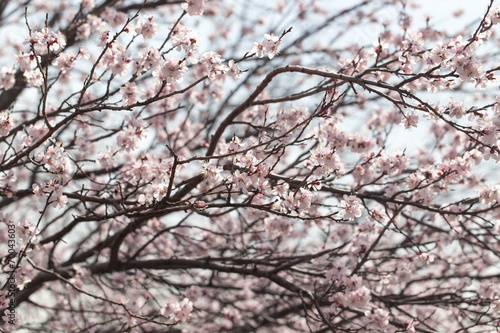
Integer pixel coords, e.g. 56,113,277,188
1,0,500,331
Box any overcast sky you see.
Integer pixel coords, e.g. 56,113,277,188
410,0,492,30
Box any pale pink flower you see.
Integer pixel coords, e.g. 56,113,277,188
133,47,161,74
339,195,363,220
402,111,418,129
202,161,225,184
364,308,390,329
120,82,140,105
17,52,38,71
200,51,228,80
308,146,344,176
24,69,43,87
488,6,500,25
81,0,95,10
295,188,313,210
227,60,242,79
477,184,500,206
96,27,111,47
262,33,281,59
153,58,187,84
162,298,193,322
447,98,467,119
101,43,130,76
24,27,66,53
182,0,206,16
116,125,147,152
135,16,158,40
38,144,73,175
100,7,127,27
251,33,281,59
16,219,40,243
251,42,265,58
0,67,15,90
348,285,371,309
0,111,15,136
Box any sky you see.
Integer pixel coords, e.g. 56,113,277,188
416,0,492,30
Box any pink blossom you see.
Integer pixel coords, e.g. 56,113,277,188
171,24,200,54
339,195,363,220
251,42,265,58
182,0,206,16
153,58,188,84
348,285,371,309
116,125,147,152
251,33,281,59
16,219,40,243
262,33,281,59
0,111,15,136
120,82,140,105
96,27,111,47
134,16,158,40
23,68,43,87
402,111,419,129
202,161,225,184
24,27,66,53
162,298,193,322
488,6,500,25
133,47,161,74
100,7,128,27
102,43,130,76
38,144,73,175
308,146,344,176
364,308,390,329
227,60,242,79
200,51,229,80
81,0,95,10
477,184,500,206
54,51,79,74
17,52,38,71
0,67,15,90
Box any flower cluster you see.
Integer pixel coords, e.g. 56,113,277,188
16,219,40,244
161,298,194,322
24,27,66,53
116,118,147,152
0,67,15,90
36,144,73,176
32,179,68,208
134,16,158,40
102,43,130,76
251,33,281,59
363,308,390,329
182,0,206,16
339,195,363,220
329,272,372,310
477,184,500,206
307,146,344,177
0,111,15,136
153,58,188,84
272,187,315,214
200,51,229,80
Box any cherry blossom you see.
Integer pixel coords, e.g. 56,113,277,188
134,16,158,40
0,112,14,136
162,298,194,322
153,58,188,84
251,33,282,59
339,195,363,220
182,0,206,16
0,1,500,332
